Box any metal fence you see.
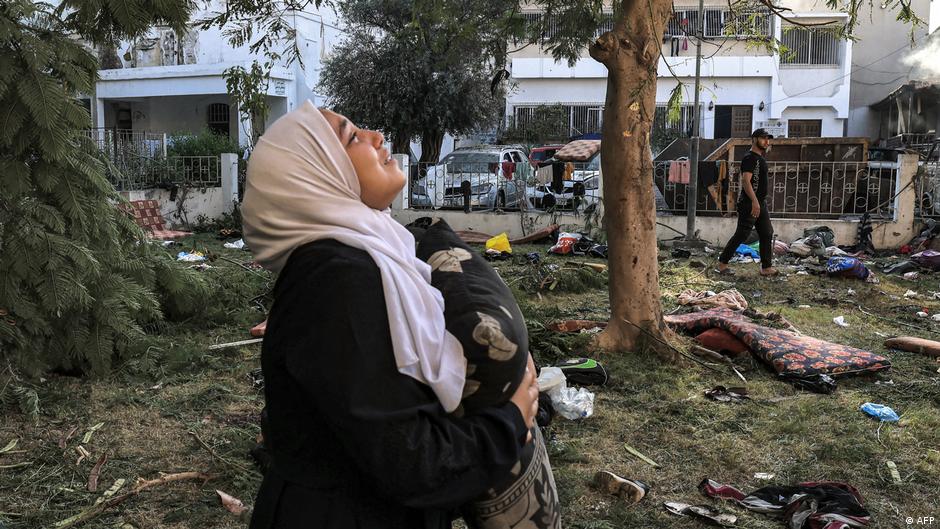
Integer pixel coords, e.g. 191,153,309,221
654,161,898,219
917,161,940,218
105,155,221,192
407,160,601,214
81,128,167,160
885,133,938,159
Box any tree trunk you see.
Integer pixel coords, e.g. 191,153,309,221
589,0,678,360
420,129,445,164
391,131,411,156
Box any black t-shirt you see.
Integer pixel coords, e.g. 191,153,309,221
739,151,768,204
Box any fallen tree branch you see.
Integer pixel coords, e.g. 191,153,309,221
54,471,210,529
188,430,261,477
621,318,727,375
207,338,263,351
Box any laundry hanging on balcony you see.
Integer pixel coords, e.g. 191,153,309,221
668,159,690,184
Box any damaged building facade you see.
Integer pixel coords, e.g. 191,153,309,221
85,1,343,147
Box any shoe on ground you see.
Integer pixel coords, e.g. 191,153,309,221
593,471,649,504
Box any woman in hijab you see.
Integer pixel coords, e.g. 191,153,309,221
242,101,540,529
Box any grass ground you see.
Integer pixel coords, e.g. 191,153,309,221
1,235,939,528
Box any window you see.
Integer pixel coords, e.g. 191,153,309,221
653,104,702,136
788,119,822,137
666,6,770,38
520,11,615,42
781,27,841,66
207,103,231,136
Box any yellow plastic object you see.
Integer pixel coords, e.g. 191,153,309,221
485,233,512,254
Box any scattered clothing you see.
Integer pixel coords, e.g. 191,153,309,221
699,479,871,529
668,160,691,184
678,289,748,311
735,244,760,258
883,260,918,275
665,308,891,378
224,239,247,250
911,250,940,271
827,257,877,283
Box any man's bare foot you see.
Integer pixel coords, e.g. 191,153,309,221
760,267,779,277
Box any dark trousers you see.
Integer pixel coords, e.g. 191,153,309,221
718,199,774,269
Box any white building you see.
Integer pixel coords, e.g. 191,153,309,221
846,0,932,141
506,0,855,143
87,2,343,146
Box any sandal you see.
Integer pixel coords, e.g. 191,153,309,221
713,267,735,276
759,268,780,277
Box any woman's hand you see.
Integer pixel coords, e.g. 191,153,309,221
510,354,539,443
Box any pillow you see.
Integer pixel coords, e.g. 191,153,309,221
695,328,750,358
415,219,528,416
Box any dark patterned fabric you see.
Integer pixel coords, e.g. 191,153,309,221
416,219,529,415
700,478,870,529
665,308,891,376
416,220,561,529
462,427,561,529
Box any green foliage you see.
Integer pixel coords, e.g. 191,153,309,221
319,0,513,161
167,129,244,159
224,61,271,145
0,0,211,378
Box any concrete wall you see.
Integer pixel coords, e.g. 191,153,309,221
121,153,240,229
391,154,921,250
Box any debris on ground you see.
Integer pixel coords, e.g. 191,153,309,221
780,373,838,394
546,320,607,333
833,316,850,327
216,489,248,515
177,251,206,262
904,290,919,299
884,336,940,358
753,472,776,480
664,502,737,527
912,250,940,271
485,232,512,254
223,239,246,250
536,367,594,420
694,328,750,359
860,402,900,422
555,358,608,386
699,478,871,529
250,320,267,337
678,289,748,311
704,385,750,403
593,471,649,505
827,256,877,283
886,461,902,484
623,444,659,468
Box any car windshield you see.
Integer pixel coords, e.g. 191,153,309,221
531,151,551,162
585,154,601,171
441,152,498,173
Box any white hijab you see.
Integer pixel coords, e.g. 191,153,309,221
241,100,466,412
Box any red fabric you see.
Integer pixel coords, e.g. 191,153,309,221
250,319,267,337
695,328,750,357
122,200,190,240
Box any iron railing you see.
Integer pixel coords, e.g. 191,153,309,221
667,5,772,38
105,155,221,191
917,161,940,218
654,160,898,219
885,133,938,159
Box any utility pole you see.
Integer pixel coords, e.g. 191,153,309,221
685,0,705,241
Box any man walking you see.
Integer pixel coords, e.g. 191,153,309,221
716,128,778,277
